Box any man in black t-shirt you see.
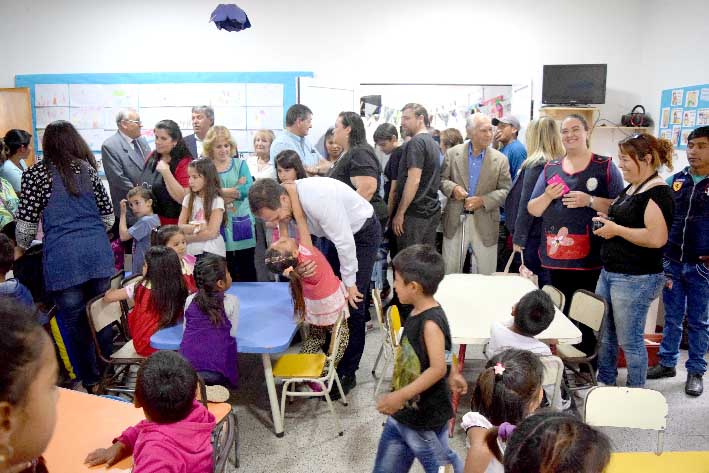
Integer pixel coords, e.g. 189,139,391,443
392,104,441,250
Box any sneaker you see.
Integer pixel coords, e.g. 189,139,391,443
647,364,676,380
205,384,230,403
685,373,703,397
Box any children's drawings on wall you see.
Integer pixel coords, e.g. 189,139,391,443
659,83,708,150
35,84,69,107
246,84,283,106
247,106,283,130
36,107,70,128
70,106,103,129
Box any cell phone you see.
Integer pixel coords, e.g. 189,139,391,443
547,174,570,195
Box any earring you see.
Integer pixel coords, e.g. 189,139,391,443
0,443,14,466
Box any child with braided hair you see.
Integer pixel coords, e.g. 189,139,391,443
179,253,239,389
265,229,349,386
461,349,544,473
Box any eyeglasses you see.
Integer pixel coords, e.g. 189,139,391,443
123,119,142,125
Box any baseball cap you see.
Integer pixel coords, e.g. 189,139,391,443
492,115,521,130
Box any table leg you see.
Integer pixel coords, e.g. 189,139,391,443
448,344,467,437
261,353,284,437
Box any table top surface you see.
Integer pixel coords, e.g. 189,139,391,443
607,451,709,473
44,388,231,473
434,274,582,345
151,281,298,353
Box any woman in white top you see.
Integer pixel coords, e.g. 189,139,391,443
246,129,276,180
1,129,31,192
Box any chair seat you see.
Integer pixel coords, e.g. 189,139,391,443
111,340,144,360
273,354,326,378
557,343,586,359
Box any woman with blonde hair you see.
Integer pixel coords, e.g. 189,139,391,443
504,117,565,286
247,129,276,180
204,125,256,281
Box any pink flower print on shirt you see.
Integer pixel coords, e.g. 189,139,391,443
548,227,574,255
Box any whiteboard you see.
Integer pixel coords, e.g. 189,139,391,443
298,78,355,151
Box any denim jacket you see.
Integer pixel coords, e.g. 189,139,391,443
665,168,709,264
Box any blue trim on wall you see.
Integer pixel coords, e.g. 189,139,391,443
15,71,313,155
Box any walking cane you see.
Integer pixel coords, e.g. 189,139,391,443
459,209,474,273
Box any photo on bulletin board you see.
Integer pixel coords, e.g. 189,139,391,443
660,129,672,141
659,83,708,150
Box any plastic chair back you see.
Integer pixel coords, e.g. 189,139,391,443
568,289,607,332
110,270,125,290
121,274,143,310
540,355,564,409
211,407,237,472
584,386,668,454
542,284,565,311
387,305,402,347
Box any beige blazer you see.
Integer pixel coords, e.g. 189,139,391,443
439,142,512,245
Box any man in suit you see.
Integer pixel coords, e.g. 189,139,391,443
440,114,511,275
184,105,214,159
101,109,150,225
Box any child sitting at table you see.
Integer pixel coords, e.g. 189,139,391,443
503,411,611,473
85,351,216,472
461,349,544,473
104,246,188,356
152,225,197,293
0,298,57,473
0,233,33,308
265,230,349,387
180,253,239,390
118,186,160,274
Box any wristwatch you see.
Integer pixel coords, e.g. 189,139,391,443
588,196,595,208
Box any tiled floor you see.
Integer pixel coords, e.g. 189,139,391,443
226,328,709,472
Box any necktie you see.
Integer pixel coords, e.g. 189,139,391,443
132,139,144,161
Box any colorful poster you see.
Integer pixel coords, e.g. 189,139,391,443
671,126,681,146
680,129,692,147
671,108,683,125
659,83,708,150
683,110,696,127
35,84,69,106
685,90,699,108
671,89,684,106
660,107,670,128
697,108,709,126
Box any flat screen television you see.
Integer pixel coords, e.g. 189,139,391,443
542,64,607,105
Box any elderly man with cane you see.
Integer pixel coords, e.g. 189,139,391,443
440,114,511,274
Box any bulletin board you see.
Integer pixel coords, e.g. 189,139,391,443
15,71,313,168
658,83,709,150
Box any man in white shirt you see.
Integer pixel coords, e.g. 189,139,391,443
184,105,214,159
269,104,322,167
249,177,381,397
101,109,151,225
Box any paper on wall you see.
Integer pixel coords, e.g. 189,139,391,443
70,106,103,129
78,129,106,151
36,107,70,128
247,106,283,130
35,84,69,107
214,106,247,129
208,83,247,107
246,83,283,107
69,84,106,107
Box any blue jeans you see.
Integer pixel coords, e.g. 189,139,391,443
373,417,463,473
51,277,111,388
659,259,709,375
596,270,664,387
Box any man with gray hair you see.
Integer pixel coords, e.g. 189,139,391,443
101,109,151,224
184,105,214,159
439,114,511,274
269,104,322,167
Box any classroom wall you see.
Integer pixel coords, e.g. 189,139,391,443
1,0,707,143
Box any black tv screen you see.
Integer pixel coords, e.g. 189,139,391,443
542,64,607,105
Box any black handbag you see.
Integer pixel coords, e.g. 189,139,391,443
621,105,653,127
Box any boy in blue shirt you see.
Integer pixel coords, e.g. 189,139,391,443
373,244,462,472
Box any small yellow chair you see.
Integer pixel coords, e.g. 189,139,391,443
373,305,402,397
272,310,348,436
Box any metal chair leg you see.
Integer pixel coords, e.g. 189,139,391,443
372,344,384,376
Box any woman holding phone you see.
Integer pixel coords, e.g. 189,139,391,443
527,114,624,326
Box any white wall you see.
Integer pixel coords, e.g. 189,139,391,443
1,0,707,149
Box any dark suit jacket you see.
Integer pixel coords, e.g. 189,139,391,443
184,134,198,160
439,143,511,246
101,132,150,225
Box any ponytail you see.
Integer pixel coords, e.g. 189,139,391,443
656,137,674,171
192,254,228,326
264,247,306,321
619,133,674,173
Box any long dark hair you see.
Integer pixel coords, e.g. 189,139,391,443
148,119,192,173
42,120,98,196
143,246,188,327
275,150,307,183
264,245,305,321
339,111,368,149
151,224,183,246
470,349,543,461
186,159,223,226
504,411,612,473
192,253,228,326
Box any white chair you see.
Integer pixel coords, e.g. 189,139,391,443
272,310,349,436
540,355,565,410
584,386,668,455
371,288,387,378
541,284,565,311
557,290,607,390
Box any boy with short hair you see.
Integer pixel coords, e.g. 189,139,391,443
373,244,462,472
0,233,33,308
485,289,555,358
85,351,216,472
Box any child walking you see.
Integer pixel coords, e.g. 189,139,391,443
118,186,160,274
178,159,226,258
180,253,239,389
0,298,58,473
372,244,462,473
152,224,197,293
85,351,216,473
504,411,611,473
265,229,349,384
104,246,188,356
461,349,544,473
